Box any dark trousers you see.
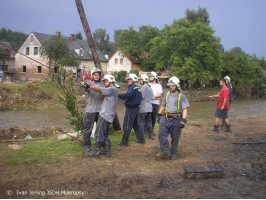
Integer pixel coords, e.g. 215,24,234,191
122,107,142,144
151,104,160,130
138,112,152,135
158,115,182,155
82,112,99,147
94,116,111,144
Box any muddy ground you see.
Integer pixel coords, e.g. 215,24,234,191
0,115,265,199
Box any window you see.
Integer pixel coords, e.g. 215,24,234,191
120,58,123,64
34,47,38,55
30,36,34,42
26,47,29,55
37,66,42,73
22,66,26,73
79,49,84,56
114,58,118,64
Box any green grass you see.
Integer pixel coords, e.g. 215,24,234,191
1,127,145,166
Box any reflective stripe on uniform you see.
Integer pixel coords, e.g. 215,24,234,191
165,91,182,114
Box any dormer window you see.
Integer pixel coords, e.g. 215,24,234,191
79,48,84,56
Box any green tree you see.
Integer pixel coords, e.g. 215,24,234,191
75,31,83,40
116,25,159,70
92,28,110,55
0,28,27,50
40,33,79,71
221,48,260,98
149,19,222,88
0,48,10,65
185,7,210,26
40,33,83,132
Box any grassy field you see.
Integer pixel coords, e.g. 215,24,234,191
0,125,150,165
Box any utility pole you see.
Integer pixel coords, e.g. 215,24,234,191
75,0,121,130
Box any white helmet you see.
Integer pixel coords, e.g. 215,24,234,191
91,68,101,77
125,73,138,82
148,71,158,79
167,76,181,89
138,74,149,82
101,75,116,83
224,76,230,82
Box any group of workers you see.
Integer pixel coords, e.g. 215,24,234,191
80,67,233,160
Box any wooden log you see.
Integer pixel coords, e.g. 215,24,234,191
184,165,224,179
232,140,266,145
75,0,121,130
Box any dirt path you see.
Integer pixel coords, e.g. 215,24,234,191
0,115,265,198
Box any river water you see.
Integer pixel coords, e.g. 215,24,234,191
0,100,265,129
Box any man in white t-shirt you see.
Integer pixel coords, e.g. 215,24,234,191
148,71,163,135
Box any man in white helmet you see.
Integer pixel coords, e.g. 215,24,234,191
157,76,189,160
85,74,119,157
148,71,163,136
138,74,155,140
80,68,103,152
118,73,143,146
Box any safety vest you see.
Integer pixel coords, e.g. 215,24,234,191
165,91,182,115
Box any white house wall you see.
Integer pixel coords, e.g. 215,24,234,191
107,51,132,74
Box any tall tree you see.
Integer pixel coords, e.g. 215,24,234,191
75,31,83,40
40,33,79,71
0,28,27,50
221,48,260,97
185,7,210,26
0,48,10,65
149,18,222,88
116,25,159,70
92,28,110,55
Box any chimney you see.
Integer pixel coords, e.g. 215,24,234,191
70,34,75,41
56,32,61,37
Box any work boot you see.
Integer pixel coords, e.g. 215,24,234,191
148,130,154,140
159,152,170,160
86,142,101,157
104,141,112,157
117,142,128,147
82,145,91,152
225,125,232,132
212,125,219,132
170,154,177,160
135,132,146,143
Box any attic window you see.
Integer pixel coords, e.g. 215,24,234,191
30,36,34,42
26,47,29,55
114,58,118,64
79,48,84,56
34,47,38,55
120,58,123,64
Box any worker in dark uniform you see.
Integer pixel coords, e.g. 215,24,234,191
157,76,189,160
118,73,143,146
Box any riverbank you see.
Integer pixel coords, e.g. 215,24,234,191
0,114,265,198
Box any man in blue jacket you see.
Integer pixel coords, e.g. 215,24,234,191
118,73,144,146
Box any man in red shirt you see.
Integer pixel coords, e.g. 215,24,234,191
208,78,231,132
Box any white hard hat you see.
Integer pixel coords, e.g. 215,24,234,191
148,71,158,79
224,76,230,82
101,75,116,83
138,74,149,82
91,68,101,77
125,73,138,82
167,76,181,89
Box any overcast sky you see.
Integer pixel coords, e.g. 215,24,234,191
0,0,265,57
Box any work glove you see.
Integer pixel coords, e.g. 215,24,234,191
157,114,163,123
179,118,187,129
80,82,90,89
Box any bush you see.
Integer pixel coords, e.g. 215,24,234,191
112,70,127,83
129,69,139,76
